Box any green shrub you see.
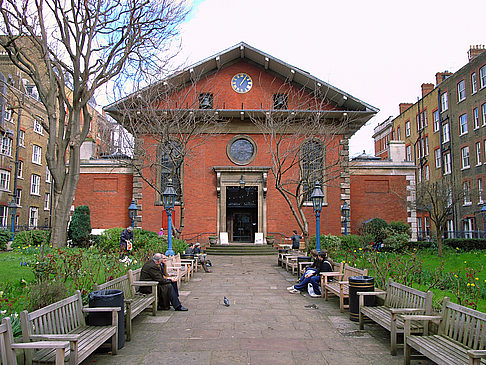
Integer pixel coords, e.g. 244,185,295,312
68,205,92,247
389,221,411,236
339,234,362,250
27,280,68,311
12,230,51,249
97,227,124,251
443,238,486,251
362,218,388,243
309,234,341,253
382,232,410,251
0,229,11,250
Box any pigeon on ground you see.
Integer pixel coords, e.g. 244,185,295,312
223,297,230,307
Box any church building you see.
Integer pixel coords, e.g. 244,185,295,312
87,43,380,243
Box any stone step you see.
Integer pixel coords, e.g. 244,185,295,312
205,244,277,256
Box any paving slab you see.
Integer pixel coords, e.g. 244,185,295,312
85,255,434,365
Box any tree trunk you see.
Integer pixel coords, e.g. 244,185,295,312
437,229,444,257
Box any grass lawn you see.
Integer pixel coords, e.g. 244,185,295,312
0,251,35,283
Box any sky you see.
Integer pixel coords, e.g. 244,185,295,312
173,0,485,157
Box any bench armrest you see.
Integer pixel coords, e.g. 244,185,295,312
389,308,424,314
83,307,121,313
468,350,486,359
30,334,80,342
11,341,70,350
402,315,442,321
320,272,342,277
132,280,158,287
357,291,386,296
338,281,349,285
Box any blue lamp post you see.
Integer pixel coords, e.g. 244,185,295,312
310,181,324,252
163,179,177,256
481,205,486,238
341,201,350,236
128,200,137,229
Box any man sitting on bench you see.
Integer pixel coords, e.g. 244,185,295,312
287,250,332,297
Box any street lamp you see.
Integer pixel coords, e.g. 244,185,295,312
341,201,350,236
481,205,486,238
8,199,17,241
310,181,324,251
128,199,138,228
163,179,177,256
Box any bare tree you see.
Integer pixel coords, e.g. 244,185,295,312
415,176,463,257
248,81,350,245
0,0,188,246
110,73,225,236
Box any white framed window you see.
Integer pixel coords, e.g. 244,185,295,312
3,108,12,123
418,168,422,183
417,217,422,235
405,121,411,137
18,130,25,147
32,145,42,165
479,178,483,204
406,145,412,162
446,219,454,236
33,119,43,134
463,218,473,238
444,152,451,174
15,189,21,207
459,114,468,135
46,166,51,183
396,126,401,140
0,206,7,228
424,216,430,236
472,72,477,94
433,110,440,132
425,165,429,180
425,136,429,156
44,192,50,210
29,207,38,228
441,92,448,111
30,174,40,195
457,80,466,102
476,142,482,165
480,65,486,89
435,149,441,168
17,160,23,178
0,170,10,191
416,114,421,131
463,181,472,205
461,146,470,169
474,108,480,129
482,104,486,126
442,123,450,143
1,135,12,156
423,111,428,127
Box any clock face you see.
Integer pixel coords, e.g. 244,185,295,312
231,73,253,93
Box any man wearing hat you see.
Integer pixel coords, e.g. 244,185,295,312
119,226,133,260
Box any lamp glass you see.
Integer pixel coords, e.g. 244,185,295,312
128,200,137,219
310,181,324,212
341,201,350,219
163,180,177,210
239,175,245,189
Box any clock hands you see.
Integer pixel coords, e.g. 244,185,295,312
239,75,247,88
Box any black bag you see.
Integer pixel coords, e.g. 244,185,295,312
206,259,212,267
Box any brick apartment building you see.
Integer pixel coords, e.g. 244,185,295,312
0,49,116,231
375,45,486,239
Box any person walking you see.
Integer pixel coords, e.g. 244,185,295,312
288,230,303,250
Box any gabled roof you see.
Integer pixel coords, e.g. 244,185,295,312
104,42,378,134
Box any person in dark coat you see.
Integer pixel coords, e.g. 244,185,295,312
287,250,332,297
287,230,303,250
138,253,188,311
119,226,133,260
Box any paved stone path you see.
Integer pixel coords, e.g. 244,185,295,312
85,255,431,364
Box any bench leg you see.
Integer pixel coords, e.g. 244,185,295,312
404,342,410,365
111,311,118,355
359,311,364,330
55,348,65,365
152,297,157,316
339,295,344,313
126,314,132,342
390,322,397,356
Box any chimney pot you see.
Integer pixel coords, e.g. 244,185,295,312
468,45,485,61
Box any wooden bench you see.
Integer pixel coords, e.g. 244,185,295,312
20,290,119,365
321,263,367,313
170,253,193,281
1,317,69,365
357,278,433,355
94,268,157,341
404,297,486,365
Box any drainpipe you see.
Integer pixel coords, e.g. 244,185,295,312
10,93,24,240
